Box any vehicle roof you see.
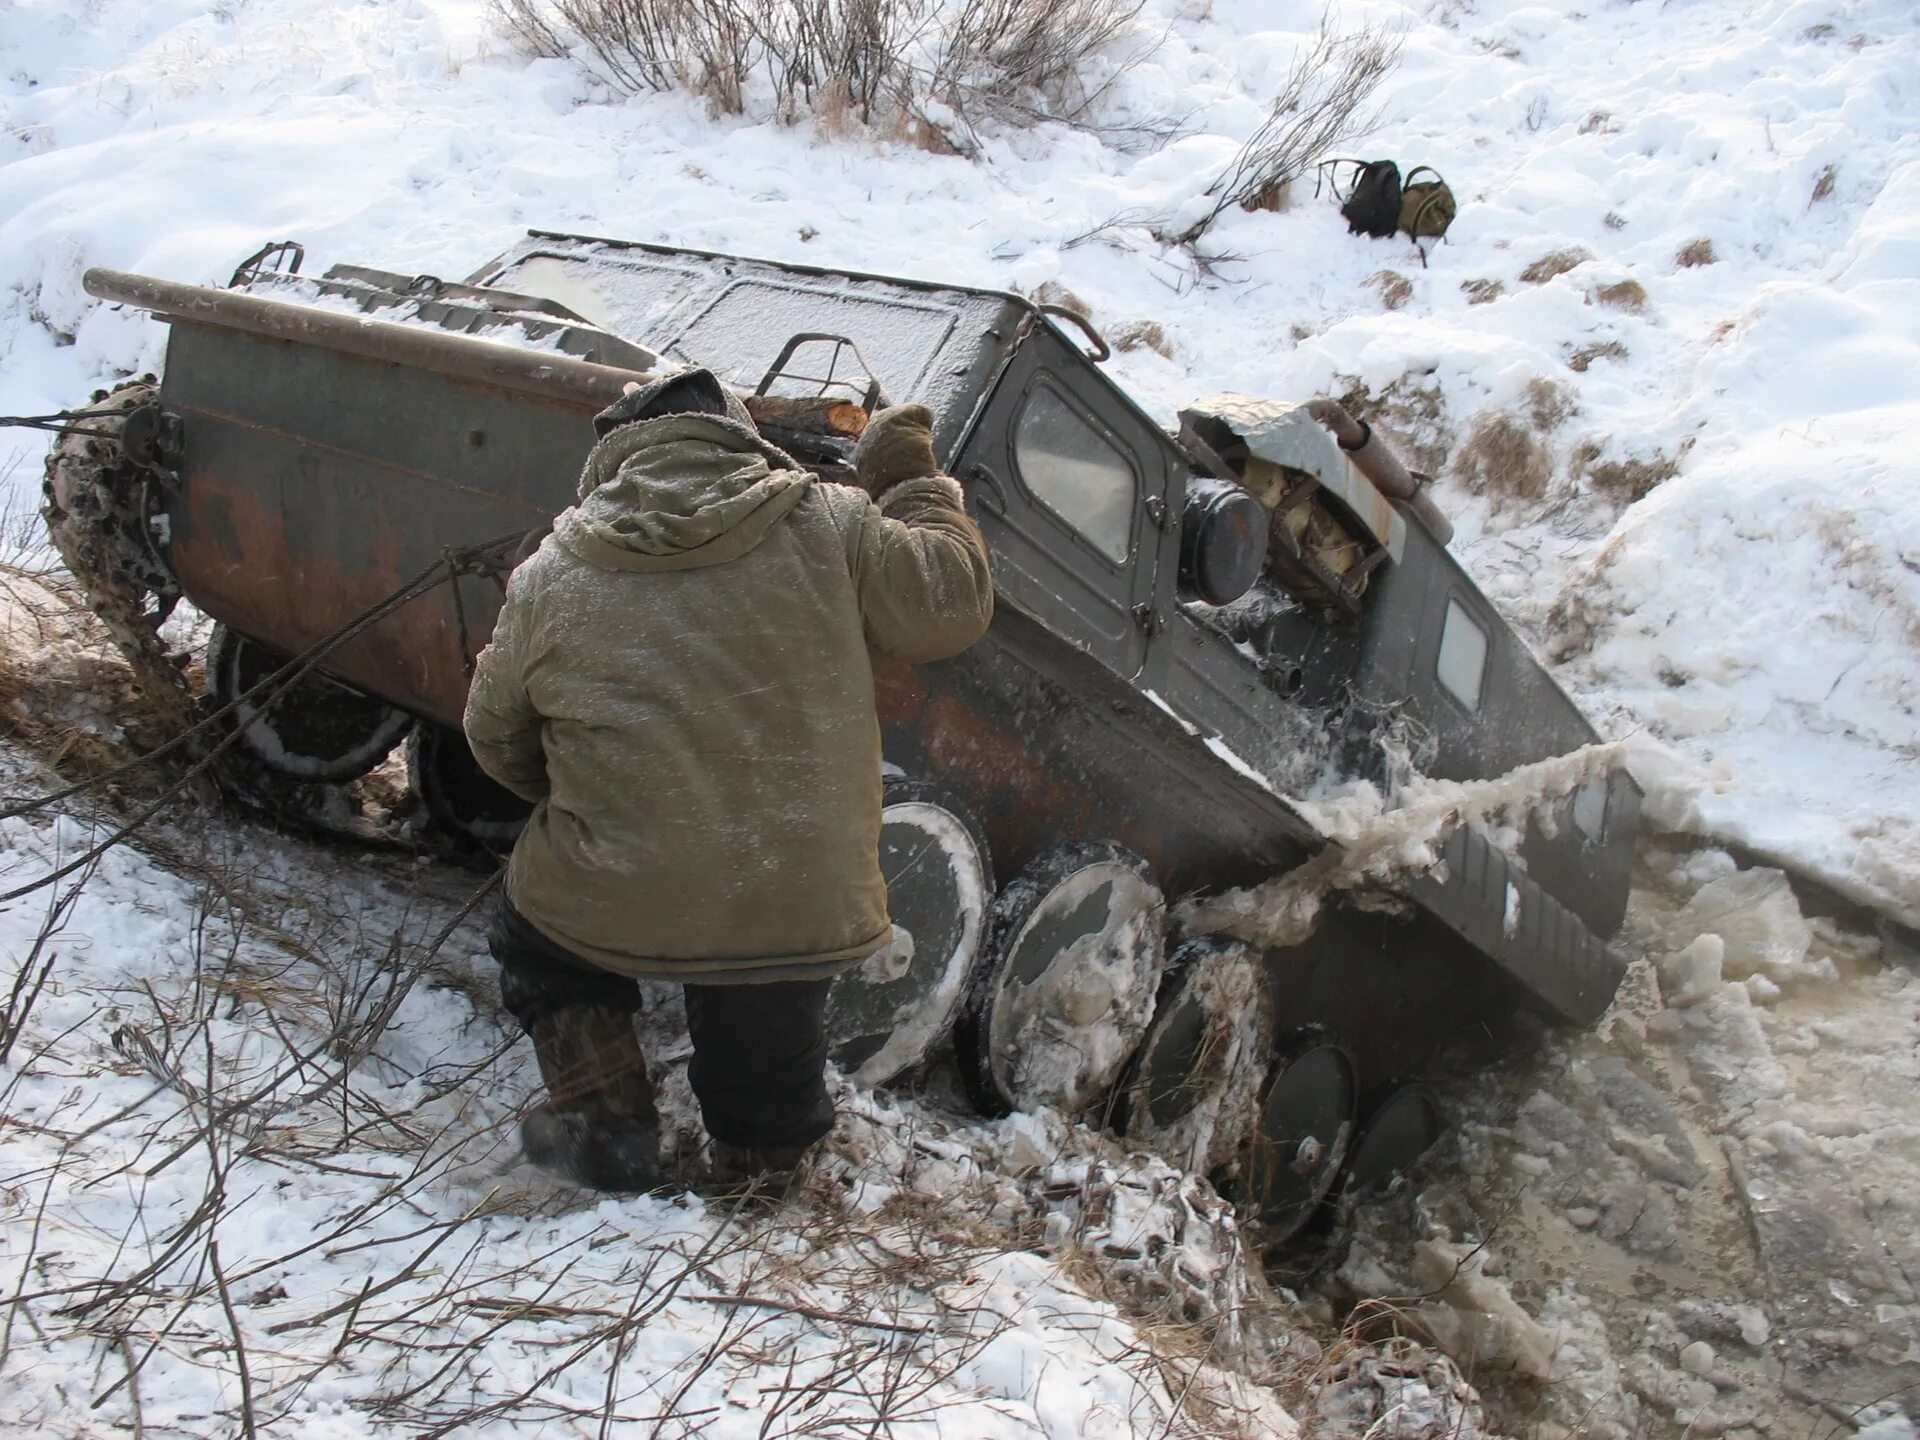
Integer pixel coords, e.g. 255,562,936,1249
469,231,1036,460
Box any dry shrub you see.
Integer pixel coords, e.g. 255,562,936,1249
1566,339,1627,372
1592,278,1647,312
491,0,570,56
1371,270,1412,310
1676,237,1716,267
1519,246,1590,284
932,0,1149,127
493,0,1152,137
1453,410,1551,502
1525,376,1574,431
1178,10,1402,244
1110,319,1172,357
1460,277,1504,306
760,0,931,122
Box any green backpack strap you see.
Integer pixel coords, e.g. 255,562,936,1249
1391,168,1456,268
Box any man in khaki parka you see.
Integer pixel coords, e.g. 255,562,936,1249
464,366,992,1193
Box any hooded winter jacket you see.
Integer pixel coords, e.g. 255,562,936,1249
463,408,994,983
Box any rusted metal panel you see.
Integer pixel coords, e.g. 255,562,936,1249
876,608,1321,896
159,320,581,728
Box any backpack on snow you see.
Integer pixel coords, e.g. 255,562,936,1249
1317,158,1458,262
1319,158,1403,238
1399,166,1457,244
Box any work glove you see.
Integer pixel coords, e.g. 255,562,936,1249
852,403,939,497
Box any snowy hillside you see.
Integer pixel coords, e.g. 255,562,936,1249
4,0,1917,927
3,0,1918,1435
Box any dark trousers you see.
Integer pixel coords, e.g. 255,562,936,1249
487,898,835,1149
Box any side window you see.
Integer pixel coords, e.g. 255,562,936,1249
1013,382,1138,563
1571,776,1609,843
1436,596,1489,709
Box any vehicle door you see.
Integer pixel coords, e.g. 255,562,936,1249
952,324,1173,681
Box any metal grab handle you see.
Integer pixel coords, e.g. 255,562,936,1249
1037,305,1111,363
965,462,1008,515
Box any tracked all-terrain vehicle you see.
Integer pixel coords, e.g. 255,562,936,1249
48,235,1639,1247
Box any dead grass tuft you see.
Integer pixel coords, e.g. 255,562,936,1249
1371,270,1413,311
1237,177,1291,215
1452,410,1552,502
1028,279,1091,317
1566,339,1628,372
1334,375,1449,475
1525,376,1575,431
0,567,180,791
1519,246,1591,284
1110,319,1172,358
1592,278,1648,312
1676,237,1716,268
1460,277,1504,306
1574,440,1678,502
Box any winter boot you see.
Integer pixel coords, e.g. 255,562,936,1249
702,1139,818,1207
520,1005,675,1194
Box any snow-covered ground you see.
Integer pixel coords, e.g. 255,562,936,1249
3,0,1918,1434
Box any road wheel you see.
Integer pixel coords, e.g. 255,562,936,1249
957,841,1166,1117
1342,1080,1444,1199
407,722,532,852
1244,1029,1357,1245
208,623,412,783
1121,937,1273,1176
824,777,994,1087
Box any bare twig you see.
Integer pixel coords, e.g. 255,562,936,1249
685,1291,930,1337
1177,8,1402,245
208,1240,257,1439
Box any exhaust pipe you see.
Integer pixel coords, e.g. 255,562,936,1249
1304,398,1454,545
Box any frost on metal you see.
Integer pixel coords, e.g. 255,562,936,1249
1177,740,1630,950
828,795,989,1086
988,864,1164,1114
1123,943,1272,1179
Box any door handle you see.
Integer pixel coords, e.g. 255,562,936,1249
965,462,1008,516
